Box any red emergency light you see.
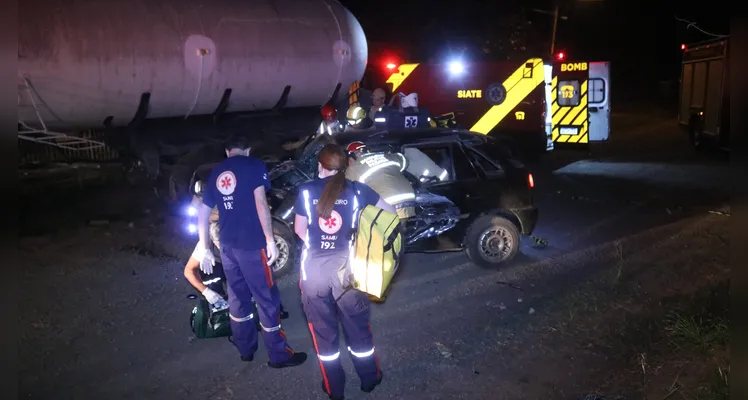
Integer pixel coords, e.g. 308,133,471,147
386,62,397,70
681,43,687,50
528,173,534,189
555,52,565,61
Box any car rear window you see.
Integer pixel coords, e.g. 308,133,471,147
467,137,525,169
464,147,502,175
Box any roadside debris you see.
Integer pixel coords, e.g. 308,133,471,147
434,342,452,359
529,235,549,249
496,281,522,291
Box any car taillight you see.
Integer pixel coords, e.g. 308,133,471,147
528,173,534,188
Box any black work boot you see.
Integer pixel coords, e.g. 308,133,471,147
361,372,383,393
267,352,307,368
322,380,344,400
240,354,254,362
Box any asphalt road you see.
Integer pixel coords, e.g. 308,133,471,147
18,112,730,400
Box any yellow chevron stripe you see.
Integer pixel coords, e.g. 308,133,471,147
572,107,588,126
386,64,420,92
560,98,587,125
470,58,545,135
560,82,587,125
568,121,589,143
551,78,589,144
552,105,571,126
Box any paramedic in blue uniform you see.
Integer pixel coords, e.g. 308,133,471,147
294,143,395,400
196,134,307,368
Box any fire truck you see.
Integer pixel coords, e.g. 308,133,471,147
349,55,611,157
678,38,730,150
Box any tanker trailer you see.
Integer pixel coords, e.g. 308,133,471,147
18,0,368,197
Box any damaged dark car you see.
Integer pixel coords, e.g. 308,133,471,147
188,127,538,277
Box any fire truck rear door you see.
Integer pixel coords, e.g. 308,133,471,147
551,61,590,144
588,62,610,141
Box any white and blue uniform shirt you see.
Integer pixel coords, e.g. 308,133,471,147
295,178,379,255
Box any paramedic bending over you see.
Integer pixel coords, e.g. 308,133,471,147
294,143,395,400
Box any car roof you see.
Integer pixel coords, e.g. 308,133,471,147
333,127,486,147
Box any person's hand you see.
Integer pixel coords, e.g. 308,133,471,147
198,247,216,275
201,287,223,304
266,240,278,266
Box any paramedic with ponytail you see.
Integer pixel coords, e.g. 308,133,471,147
294,143,394,400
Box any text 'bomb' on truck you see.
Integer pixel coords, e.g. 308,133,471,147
354,57,611,157
18,0,368,197
678,39,730,151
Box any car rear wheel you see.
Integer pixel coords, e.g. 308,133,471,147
464,215,521,268
272,221,296,278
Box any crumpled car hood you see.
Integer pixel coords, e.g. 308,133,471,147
401,190,461,245
268,154,462,247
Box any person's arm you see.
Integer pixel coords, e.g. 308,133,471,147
294,214,308,241
254,186,275,243
293,188,309,241
252,162,275,243
199,176,218,251
197,204,214,252
376,197,396,214
183,256,207,293
359,182,396,213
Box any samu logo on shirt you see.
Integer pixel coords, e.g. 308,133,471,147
319,210,343,235
216,171,237,195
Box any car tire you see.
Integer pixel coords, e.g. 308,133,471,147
464,214,521,268
271,221,297,278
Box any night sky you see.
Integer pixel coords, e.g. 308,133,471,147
341,0,729,83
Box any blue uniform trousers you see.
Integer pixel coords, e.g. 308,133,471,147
301,252,382,399
221,245,295,363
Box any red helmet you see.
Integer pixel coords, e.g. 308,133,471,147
321,104,337,122
346,141,366,154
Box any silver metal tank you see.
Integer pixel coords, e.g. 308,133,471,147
18,0,368,131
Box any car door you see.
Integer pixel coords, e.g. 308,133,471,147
461,145,506,210
400,141,481,214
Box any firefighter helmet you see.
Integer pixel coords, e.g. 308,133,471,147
346,141,367,155
346,105,368,126
321,104,337,122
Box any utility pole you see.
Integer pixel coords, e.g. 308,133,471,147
532,5,567,56
550,4,560,55
535,0,603,56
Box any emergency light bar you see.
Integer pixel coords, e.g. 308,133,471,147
448,60,465,75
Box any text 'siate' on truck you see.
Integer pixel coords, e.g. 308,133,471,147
678,39,730,151
18,0,368,198
352,56,612,157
